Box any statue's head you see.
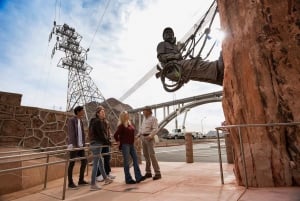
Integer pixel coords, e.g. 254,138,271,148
163,27,176,44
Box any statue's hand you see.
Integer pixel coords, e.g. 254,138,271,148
175,53,183,60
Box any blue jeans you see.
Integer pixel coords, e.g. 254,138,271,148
97,146,111,176
90,142,107,185
121,144,143,183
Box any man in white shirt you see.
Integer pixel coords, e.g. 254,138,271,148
140,106,162,180
67,106,88,189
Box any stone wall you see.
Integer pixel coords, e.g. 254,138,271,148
0,91,72,148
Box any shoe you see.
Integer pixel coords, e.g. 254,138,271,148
96,175,104,182
153,174,162,180
78,180,89,185
68,183,79,190
107,174,116,179
90,184,101,191
126,180,136,184
136,176,146,183
104,178,113,185
144,173,152,179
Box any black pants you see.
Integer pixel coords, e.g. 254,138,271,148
97,146,111,176
68,149,87,185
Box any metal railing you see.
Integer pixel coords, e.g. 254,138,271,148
0,144,117,200
215,122,300,200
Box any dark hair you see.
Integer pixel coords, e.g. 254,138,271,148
95,105,105,117
74,106,84,115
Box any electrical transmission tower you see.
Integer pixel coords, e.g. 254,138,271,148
49,22,117,123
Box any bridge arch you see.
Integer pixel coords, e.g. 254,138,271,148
158,96,222,131
127,91,223,132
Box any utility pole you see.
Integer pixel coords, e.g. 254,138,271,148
201,116,206,134
49,22,117,123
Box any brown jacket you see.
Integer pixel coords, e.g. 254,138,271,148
67,116,86,147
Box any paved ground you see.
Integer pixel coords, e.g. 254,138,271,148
154,139,227,162
1,162,299,201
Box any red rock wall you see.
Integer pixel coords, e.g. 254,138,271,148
218,0,300,186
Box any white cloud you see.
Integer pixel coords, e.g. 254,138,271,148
0,0,224,132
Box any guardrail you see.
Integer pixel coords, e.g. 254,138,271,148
215,122,300,200
0,144,117,200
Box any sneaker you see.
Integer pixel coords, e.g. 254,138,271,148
96,175,104,182
68,183,79,190
153,174,162,180
107,174,116,179
90,184,101,191
126,180,136,184
78,180,89,185
136,176,146,183
144,173,152,179
104,178,113,185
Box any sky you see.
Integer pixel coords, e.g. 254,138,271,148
0,0,224,133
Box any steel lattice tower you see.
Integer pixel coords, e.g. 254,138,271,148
49,22,117,123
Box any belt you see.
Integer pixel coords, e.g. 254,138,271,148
141,133,150,136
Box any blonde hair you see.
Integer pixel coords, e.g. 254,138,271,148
117,111,131,127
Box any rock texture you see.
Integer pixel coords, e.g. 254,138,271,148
0,92,72,147
218,0,300,186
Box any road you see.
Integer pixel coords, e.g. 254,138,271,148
152,139,227,163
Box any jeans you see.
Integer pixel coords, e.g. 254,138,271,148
90,142,107,185
68,149,87,185
97,146,111,176
121,144,143,183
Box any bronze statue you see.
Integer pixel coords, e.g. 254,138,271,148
156,27,224,90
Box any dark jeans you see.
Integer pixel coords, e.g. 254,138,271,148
97,146,111,176
121,144,143,183
68,149,87,185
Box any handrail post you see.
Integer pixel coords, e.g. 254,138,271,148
216,129,224,184
238,127,248,188
86,147,89,176
43,153,50,189
62,150,70,200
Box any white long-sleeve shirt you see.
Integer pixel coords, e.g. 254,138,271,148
140,115,158,137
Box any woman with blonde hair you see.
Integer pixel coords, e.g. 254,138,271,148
114,111,146,184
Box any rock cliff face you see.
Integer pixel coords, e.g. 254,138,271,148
218,0,300,186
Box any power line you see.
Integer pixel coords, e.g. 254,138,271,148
88,0,111,50
54,0,61,24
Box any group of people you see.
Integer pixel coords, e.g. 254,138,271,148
65,26,221,191
67,105,161,191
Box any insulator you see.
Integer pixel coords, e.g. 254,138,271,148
48,32,52,42
63,24,69,30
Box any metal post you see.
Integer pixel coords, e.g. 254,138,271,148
216,129,224,184
62,151,70,200
238,127,248,188
43,153,50,189
86,147,89,176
